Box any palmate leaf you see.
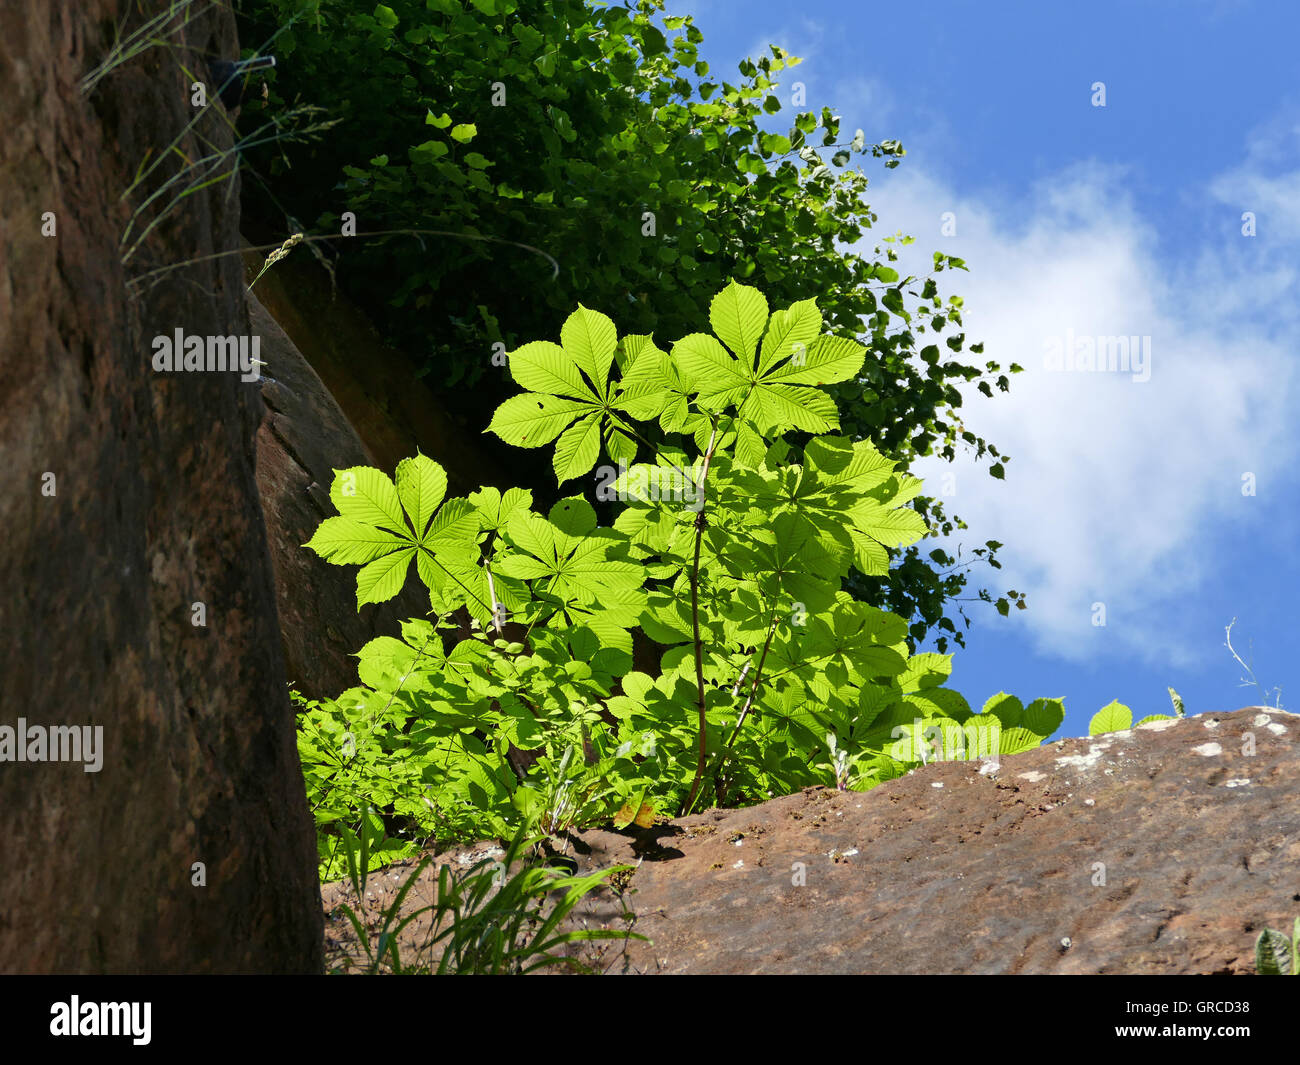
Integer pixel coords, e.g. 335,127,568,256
721,512,841,613
670,282,867,439
614,334,707,438
468,486,533,537
674,333,750,413
795,436,929,574
304,456,477,608
488,306,637,484
493,498,647,649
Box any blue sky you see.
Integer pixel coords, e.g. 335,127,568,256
664,0,1300,738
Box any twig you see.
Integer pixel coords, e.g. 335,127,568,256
681,415,721,817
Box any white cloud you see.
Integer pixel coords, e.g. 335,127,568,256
854,150,1300,667
826,75,895,131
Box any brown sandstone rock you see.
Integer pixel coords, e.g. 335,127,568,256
0,1,320,971
321,706,1300,974
247,288,430,700
240,248,509,499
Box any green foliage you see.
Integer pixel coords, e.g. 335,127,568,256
300,281,1063,849
330,815,641,974
1255,918,1300,976
1087,693,1185,737
330,808,433,973
1167,686,1186,718
239,0,1024,651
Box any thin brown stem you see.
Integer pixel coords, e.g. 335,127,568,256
710,613,779,806
723,613,780,753
680,416,721,817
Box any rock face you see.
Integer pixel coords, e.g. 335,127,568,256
0,2,321,971
248,287,429,700
242,250,509,500
321,707,1300,974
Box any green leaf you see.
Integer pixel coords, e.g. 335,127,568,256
552,413,603,483
1089,700,1133,736
560,305,618,397
506,511,557,565
410,139,448,161
330,467,408,536
756,297,821,377
672,333,748,408
1167,686,1185,717
304,518,408,565
495,554,554,580
748,382,838,434
470,486,532,535
764,335,865,386
997,726,1045,756
709,281,768,364
1255,928,1293,975
897,653,953,692
421,497,479,553
488,394,591,448
395,453,447,541
1023,698,1065,738
549,496,598,540
613,334,671,420
450,123,477,143
507,341,595,400
981,692,1023,729
356,547,416,606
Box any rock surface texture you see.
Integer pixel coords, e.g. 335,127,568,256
322,707,1300,974
248,287,429,700
242,250,509,499
0,2,322,971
